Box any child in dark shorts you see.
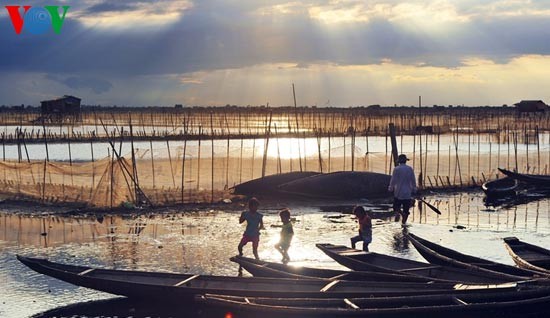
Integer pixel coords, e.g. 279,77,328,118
274,208,293,263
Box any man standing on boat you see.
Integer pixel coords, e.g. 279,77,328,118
388,154,417,224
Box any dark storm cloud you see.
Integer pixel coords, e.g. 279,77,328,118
45,74,113,94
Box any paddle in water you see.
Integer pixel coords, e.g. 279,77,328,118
416,198,442,215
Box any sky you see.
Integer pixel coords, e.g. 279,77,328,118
1,0,550,107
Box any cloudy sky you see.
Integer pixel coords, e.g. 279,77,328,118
1,0,550,107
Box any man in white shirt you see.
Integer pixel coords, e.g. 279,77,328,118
388,154,417,224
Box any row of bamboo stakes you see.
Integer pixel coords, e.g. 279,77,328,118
0,106,549,206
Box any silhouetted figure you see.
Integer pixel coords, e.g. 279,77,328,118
274,208,294,263
389,154,417,224
237,197,264,260
350,206,373,252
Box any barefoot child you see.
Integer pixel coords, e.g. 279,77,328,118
238,197,264,260
274,208,294,263
350,206,372,252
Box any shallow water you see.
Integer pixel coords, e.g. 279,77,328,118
1,190,550,318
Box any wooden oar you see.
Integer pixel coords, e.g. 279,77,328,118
416,198,441,215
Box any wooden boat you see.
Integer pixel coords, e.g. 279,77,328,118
231,171,321,195
316,243,527,284
198,287,550,318
19,255,524,301
504,237,550,273
278,171,391,199
230,256,448,283
482,177,518,196
498,168,550,187
407,233,547,278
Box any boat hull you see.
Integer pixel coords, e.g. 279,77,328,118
316,243,526,284
198,288,550,318
407,233,546,278
504,237,550,274
482,177,518,197
231,256,443,283
19,255,529,301
498,168,550,187
232,171,321,195
278,171,391,199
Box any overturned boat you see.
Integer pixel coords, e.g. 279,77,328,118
278,171,392,199
232,171,321,195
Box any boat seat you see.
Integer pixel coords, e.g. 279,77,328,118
344,298,360,309
174,275,199,287
78,269,95,276
340,251,368,256
452,297,468,305
399,265,441,272
328,273,349,280
320,280,340,292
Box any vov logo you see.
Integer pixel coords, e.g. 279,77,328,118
5,6,70,35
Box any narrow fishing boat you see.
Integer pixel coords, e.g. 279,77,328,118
18,255,524,302
498,168,550,187
230,256,447,283
198,287,550,318
407,233,547,278
504,237,550,274
316,243,527,284
481,177,518,197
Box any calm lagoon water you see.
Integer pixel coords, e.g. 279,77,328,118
1,190,549,318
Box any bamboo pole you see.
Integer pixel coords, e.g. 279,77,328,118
292,84,303,172
210,112,215,203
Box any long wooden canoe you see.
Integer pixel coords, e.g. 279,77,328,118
498,168,550,187
278,171,391,199
198,288,550,318
230,256,450,283
316,243,527,284
19,255,524,301
407,233,548,278
232,171,321,195
504,237,550,274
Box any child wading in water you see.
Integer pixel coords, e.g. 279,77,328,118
274,208,294,263
350,206,373,252
238,197,264,260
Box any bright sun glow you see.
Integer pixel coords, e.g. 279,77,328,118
266,138,320,160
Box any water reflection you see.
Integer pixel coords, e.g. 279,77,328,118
391,227,411,253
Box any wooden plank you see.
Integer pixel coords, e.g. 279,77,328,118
78,268,95,276
399,266,441,272
452,297,469,305
328,273,348,280
174,274,199,287
320,280,340,292
344,298,360,309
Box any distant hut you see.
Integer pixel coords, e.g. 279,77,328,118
39,95,82,123
514,100,548,113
